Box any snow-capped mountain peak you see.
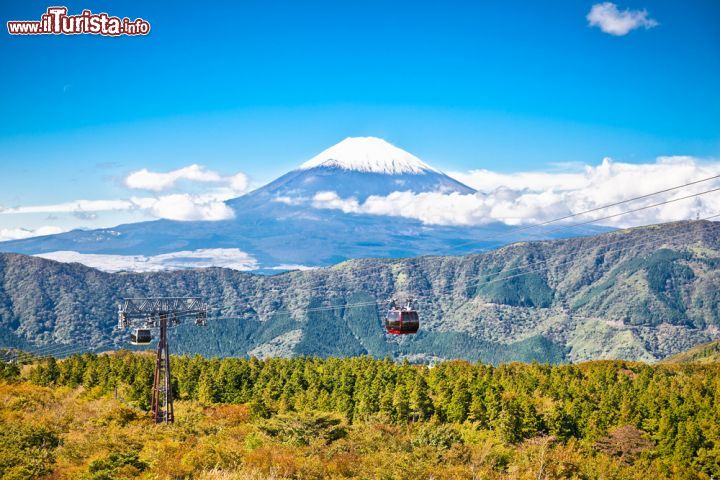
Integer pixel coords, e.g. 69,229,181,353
298,137,439,175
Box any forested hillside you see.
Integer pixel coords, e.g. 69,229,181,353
1,220,719,363
662,340,720,364
1,353,718,478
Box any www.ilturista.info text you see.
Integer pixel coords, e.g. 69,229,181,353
7,7,150,36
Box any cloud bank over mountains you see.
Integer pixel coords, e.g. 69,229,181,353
303,156,720,228
36,248,259,272
0,226,65,242
0,165,250,240
2,154,719,243
122,163,248,221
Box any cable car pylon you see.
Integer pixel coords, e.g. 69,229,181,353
117,297,208,424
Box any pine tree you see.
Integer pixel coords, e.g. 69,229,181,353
31,357,60,386
0,360,20,381
410,375,433,421
393,384,410,422
447,379,470,423
379,384,394,419
468,391,487,426
198,370,219,405
519,397,542,439
249,396,271,419
545,405,576,440
82,362,99,388
495,398,523,444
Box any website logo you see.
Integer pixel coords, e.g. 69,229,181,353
7,6,151,36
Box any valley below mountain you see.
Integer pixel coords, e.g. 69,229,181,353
1,220,719,363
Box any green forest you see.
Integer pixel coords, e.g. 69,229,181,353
1,352,718,479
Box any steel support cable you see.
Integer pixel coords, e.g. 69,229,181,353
10,339,118,361
526,187,720,237
423,216,720,292
32,341,115,359
444,188,720,256
22,340,106,357
444,173,720,252
11,343,81,359
8,345,81,363
448,214,720,293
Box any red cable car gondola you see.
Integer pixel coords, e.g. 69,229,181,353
385,299,419,335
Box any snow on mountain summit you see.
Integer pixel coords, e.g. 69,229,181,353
298,137,439,175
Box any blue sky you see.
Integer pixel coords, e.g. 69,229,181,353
0,0,719,235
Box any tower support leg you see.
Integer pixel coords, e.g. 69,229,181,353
151,313,173,424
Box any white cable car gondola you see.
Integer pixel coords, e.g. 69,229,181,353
130,328,152,345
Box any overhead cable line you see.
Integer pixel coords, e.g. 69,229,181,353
446,173,720,252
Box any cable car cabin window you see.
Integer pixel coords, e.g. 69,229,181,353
402,311,419,323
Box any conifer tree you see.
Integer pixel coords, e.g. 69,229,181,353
447,379,471,423
393,384,410,422
198,369,219,405
495,398,523,444
379,384,394,419
410,374,433,421
0,360,20,381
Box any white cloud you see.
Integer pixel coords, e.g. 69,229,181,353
228,172,249,192
0,199,137,215
1,193,237,222
0,226,66,242
146,194,235,221
449,170,588,193
0,164,250,230
35,248,258,272
311,191,361,213
310,156,720,228
275,195,309,206
270,264,319,271
124,164,249,194
125,164,221,191
587,2,658,36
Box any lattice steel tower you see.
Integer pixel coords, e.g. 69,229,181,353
118,297,208,424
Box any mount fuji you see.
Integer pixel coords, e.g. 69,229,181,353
226,137,474,217
0,137,605,271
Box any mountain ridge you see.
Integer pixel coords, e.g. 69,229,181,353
0,220,717,363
